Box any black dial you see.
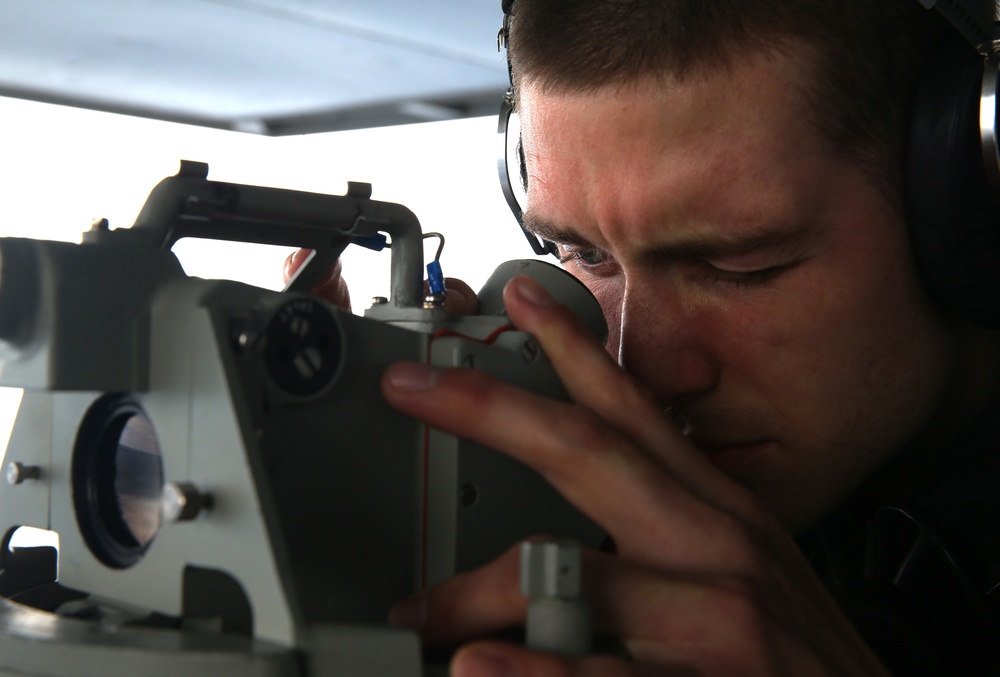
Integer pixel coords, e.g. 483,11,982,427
264,298,344,397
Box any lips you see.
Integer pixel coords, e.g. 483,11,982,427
690,437,777,475
663,409,776,474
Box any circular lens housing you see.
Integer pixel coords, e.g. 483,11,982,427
73,395,163,569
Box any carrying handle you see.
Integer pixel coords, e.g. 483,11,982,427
127,160,425,307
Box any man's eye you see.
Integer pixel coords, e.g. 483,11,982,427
558,246,610,267
706,263,790,287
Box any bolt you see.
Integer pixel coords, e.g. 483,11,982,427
231,320,261,355
234,328,260,354
423,292,446,309
371,296,389,307
459,482,479,507
6,461,41,486
161,482,212,523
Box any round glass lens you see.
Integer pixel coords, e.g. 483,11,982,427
112,412,163,548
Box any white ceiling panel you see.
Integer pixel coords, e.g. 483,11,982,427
0,0,510,133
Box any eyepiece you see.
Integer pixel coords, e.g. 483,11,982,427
478,260,608,344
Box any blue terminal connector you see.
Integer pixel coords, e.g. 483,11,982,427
427,260,446,295
351,234,389,252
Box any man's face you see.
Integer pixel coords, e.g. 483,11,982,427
516,53,960,531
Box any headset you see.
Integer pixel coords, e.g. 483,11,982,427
497,0,1000,328
497,0,554,257
908,1,1000,327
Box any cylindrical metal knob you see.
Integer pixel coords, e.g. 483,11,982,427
520,539,592,656
5,461,42,486
161,482,212,523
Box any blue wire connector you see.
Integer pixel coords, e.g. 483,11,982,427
427,260,446,295
351,234,388,251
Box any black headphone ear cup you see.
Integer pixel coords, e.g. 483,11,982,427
907,45,1000,328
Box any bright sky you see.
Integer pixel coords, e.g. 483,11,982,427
0,95,544,461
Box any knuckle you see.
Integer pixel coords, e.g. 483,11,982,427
447,368,503,409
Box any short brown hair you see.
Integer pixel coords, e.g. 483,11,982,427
506,0,971,200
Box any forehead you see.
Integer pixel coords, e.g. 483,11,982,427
515,54,841,245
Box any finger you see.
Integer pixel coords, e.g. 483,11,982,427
314,265,351,309
421,277,477,314
389,541,526,645
282,249,351,309
451,641,643,677
282,248,311,284
390,542,739,648
393,544,839,674
383,364,764,569
502,276,757,515
501,276,670,442
442,277,479,315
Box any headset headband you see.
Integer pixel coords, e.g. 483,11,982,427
497,0,555,255
919,0,995,55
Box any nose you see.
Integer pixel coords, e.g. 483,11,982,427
607,276,720,405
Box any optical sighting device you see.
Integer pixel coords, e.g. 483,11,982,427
0,161,605,676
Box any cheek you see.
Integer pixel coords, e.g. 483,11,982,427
721,246,952,443
838,266,954,428
580,276,625,357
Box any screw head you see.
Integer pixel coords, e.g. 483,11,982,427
231,322,261,354
6,461,41,486
459,482,479,507
161,482,212,523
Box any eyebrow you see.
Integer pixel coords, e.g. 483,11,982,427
522,212,819,262
522,215,591,247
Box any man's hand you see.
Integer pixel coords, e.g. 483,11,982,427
283,249,352,309
380,275,889,676
282,248,478,315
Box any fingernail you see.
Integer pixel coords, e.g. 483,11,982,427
388,592,428,628
511,276,555,307
288,248,310,270
454,646,518,677
385,363,442,392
